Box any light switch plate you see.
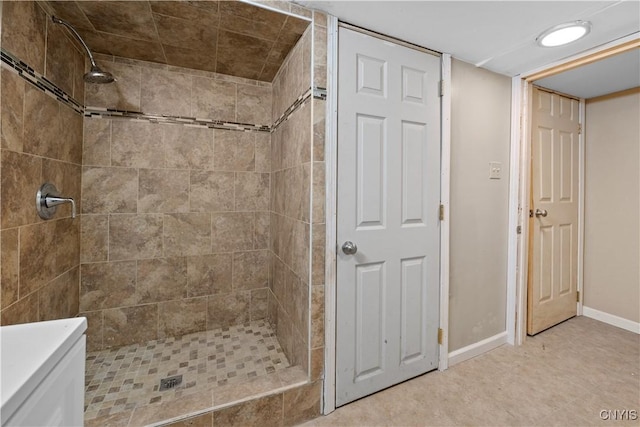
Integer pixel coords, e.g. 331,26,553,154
489,162,502,179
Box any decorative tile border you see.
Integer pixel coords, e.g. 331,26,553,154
313,87,327,100
1,47,325,134
84,108,272,133
1,48,84,114
88,87,319,134
272,88,313,131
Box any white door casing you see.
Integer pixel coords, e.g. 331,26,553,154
527,87,580,335
336,27,441,406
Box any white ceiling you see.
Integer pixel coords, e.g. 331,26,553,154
298,1,640,96
535,48,640,98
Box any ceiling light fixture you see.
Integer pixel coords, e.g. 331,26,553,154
536,21,592,47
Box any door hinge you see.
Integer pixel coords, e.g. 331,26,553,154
576,291,580,302
439,80,445,97
516,225,522,234
578,124,582,134
439,204,445,221
437,328,443,345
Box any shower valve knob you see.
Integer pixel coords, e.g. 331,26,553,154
36,183,76,219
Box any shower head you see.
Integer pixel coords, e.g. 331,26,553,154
84,66,116,84
52,16,115,84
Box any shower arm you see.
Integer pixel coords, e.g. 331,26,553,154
52,16,99,69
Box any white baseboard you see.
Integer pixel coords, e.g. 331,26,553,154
447,331,508,367
582,306,640,334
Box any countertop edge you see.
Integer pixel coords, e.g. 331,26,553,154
0,317,87,423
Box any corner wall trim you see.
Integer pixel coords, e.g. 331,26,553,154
506,76,522,345
582,307,640,334
438,53,452,372
447,331,508,367
322,13,339,416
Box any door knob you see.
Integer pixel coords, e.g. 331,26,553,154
342,241,358,255
534,209,548,218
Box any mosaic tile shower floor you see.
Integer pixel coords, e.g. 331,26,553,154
84,320,289,422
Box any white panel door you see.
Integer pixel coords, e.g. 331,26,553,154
527,87,580,335
336,27,441,406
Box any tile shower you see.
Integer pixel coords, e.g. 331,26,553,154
0,1,327,425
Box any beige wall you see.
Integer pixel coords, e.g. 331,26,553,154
584,88,640,323
1,1,84,326
449,59,512,351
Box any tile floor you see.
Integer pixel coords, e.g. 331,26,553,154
303,316,639,426
84,320,289,423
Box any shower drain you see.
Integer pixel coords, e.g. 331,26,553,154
159,374,183,391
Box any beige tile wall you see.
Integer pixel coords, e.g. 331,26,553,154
102,379,323,427
46,1,310,82
268,26,315,373
1,2,325,423
268,12,327,384
0,1,85,326
85,54,272,127
80,56,273,350
310,11,328,383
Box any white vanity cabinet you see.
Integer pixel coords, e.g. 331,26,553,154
1,318,87,427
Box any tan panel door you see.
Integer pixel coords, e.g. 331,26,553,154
528,87,580,335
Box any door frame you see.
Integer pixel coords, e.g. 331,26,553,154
323,16,452,414
507,34,640,345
